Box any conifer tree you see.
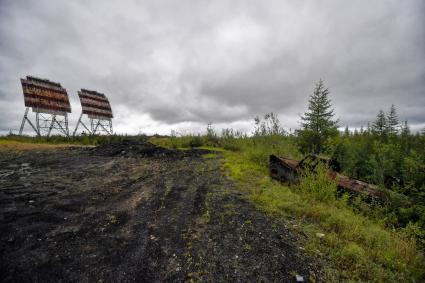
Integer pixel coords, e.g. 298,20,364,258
297,79,338,153
387,104,400,134
401,120,410,136
372,110,387,137
400,120,411,154
344,126,350,136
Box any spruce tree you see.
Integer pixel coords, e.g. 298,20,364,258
401,121,410,136
344,125,350,136
387,104,400,134
400,121,411,154
372,110,387,137
297,79,338,153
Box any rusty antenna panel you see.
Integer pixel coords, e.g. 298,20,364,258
73,89,113,136
19,76,71,137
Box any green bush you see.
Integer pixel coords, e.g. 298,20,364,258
298,164,337,202
189,135,203,147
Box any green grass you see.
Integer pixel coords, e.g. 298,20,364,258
202,153,218,159
222,149,424,282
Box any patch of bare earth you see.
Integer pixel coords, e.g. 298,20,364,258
0,141,322,282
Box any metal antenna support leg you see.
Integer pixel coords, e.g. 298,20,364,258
19,107,40,136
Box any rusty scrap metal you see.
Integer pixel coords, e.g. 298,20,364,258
269,154,386,200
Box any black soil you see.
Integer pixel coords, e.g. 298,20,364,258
92,139,211,158
0,141,322,282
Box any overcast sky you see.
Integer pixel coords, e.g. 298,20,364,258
1,0,424,135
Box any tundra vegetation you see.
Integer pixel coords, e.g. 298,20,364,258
2,80,424,281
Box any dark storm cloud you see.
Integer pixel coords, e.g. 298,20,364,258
0,0,424,134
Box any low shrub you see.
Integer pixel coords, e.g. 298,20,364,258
298,164,338,202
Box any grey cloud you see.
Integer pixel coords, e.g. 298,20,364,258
0,0,424,135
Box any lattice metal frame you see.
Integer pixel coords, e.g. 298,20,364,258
19,107,70,137
73,113,113,136
91,118,113,135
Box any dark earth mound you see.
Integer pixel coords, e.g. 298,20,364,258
92,139,211,158
0,144,322,282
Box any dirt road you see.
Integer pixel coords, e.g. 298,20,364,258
0,141,321,282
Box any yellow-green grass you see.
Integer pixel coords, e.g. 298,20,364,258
0,140,91,151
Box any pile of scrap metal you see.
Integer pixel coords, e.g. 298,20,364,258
269,154,389,201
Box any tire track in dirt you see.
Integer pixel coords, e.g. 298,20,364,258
0,146,321,282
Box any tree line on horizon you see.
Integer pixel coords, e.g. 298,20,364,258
252,79,424,237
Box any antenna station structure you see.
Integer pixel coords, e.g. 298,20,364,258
73,89,113,136
19,76,71,137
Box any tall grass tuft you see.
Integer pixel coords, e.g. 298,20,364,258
298,164,337,202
